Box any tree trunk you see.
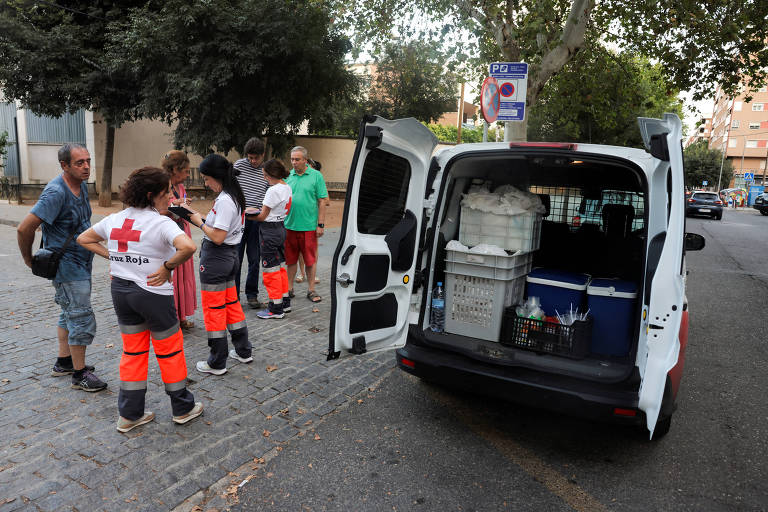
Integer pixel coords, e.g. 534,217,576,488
99,124,115,207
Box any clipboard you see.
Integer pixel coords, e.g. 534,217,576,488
168,206,194,222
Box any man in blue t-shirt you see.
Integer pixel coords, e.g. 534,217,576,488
17,143,107,392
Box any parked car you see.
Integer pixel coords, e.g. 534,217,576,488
753,193,768,215
686,191,723,219
330,114,705,439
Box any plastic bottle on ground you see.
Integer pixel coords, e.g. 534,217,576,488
430,282,445,333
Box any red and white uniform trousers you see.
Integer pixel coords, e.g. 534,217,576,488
259,221,290,314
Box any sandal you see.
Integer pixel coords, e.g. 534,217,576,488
307,290,322,303
295,275,305,283
288,289,295,298
180,320,194,329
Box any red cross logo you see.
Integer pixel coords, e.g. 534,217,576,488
111,218,142,252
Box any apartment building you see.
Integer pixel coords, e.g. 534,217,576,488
709,82,768,187
685,117,712,147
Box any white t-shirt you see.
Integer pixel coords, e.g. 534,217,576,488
205,191,244,245
93,207,184,295
262,183,292,222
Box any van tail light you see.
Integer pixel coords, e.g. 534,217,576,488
509,142,577,150
400,358,416,369
613,407,637,417
572,215,581,227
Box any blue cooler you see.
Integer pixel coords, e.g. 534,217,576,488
587,279,638,356
525,268,591,317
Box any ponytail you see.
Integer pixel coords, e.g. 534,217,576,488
199,154,246,213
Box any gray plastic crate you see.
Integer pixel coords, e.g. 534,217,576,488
459,207,542,252
444,271,527,342
445,249,533,280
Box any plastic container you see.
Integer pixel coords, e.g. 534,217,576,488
525,268,591,317
459,206,542,252
500,308,593,359
587,278,638,356
445,249,534,280
430,282,446,333
444,251,529,341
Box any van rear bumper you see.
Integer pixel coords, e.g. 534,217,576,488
396,341,645,426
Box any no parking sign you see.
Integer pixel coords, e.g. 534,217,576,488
480,77,500,123
489,62,528,122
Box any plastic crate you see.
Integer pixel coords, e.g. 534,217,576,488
445,249,534,280
500,309,592,359
444,272,526,342
459,206,542,252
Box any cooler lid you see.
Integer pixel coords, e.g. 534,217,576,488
587,278,638,298
526,268,591,290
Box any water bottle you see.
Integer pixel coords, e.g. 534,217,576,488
430,282,445,332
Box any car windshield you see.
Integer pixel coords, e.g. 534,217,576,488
693,193,718,200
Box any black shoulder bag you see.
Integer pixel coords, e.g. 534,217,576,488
31,216,80,280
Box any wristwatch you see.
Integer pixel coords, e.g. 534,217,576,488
317,223,325,228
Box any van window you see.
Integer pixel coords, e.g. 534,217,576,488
356,148,411,235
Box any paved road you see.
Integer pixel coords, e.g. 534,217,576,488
231,207,768,511
0,206,400,512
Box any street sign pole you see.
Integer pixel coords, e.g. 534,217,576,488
483,121,488,143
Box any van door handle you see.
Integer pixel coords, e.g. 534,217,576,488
341,245,355,265
336,273,354,287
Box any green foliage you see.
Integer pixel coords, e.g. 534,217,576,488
424,123,501,144
311,40,458,138
0,0,150,125
684,140,733,190
106,0,357,156
528,47,684,147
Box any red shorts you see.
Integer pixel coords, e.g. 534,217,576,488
285,229,318,267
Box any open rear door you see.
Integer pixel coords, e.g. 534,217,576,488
328,116,437,359
636,113,685,436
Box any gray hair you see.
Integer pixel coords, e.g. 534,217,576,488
290,146,308,159
58,143,87,164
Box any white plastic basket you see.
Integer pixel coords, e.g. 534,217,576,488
444,251,529,342
458,206,542,252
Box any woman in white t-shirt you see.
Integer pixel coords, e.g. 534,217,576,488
251,159,292,319
182,155,252,375
77,167,203,433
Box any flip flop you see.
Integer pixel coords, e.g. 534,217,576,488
295,275,305,283
307,290,322,303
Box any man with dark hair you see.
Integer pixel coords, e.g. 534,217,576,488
16,143,107,392
233,137,269,308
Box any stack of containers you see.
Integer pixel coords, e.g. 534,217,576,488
586,279,638,356
443,184,545,342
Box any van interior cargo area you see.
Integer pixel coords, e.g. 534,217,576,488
422,150,648,384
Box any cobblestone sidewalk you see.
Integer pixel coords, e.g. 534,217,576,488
0,223,396,511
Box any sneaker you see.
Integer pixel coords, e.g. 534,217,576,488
282,297,291,313
52,363,95,377
71,370,107,392
196,361,227,375
257,308,285,319
229,349,253,364
116,412,155,433
173,401,204,425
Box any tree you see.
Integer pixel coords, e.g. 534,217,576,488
310,41,458,137
106,0,357,156
333,0,768,141
0,130,8,173
684,140,733,190
0,0,152,206
528,47,684,147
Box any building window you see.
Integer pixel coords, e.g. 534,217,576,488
731,119,740,128
750,122,760,129
745,140,767,148
752,103,764,111
729,138,738,148
759,86,768,93
734,101,743,111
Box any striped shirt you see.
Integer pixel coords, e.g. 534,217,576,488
234,158,269,208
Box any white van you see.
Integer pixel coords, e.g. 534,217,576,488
329,114,705,438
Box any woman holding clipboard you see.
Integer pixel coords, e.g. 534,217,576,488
176,155,252,375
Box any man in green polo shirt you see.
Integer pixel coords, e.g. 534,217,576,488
285,146,328,303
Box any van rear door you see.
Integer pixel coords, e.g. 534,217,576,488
636,113,686,436
328,117,436,359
